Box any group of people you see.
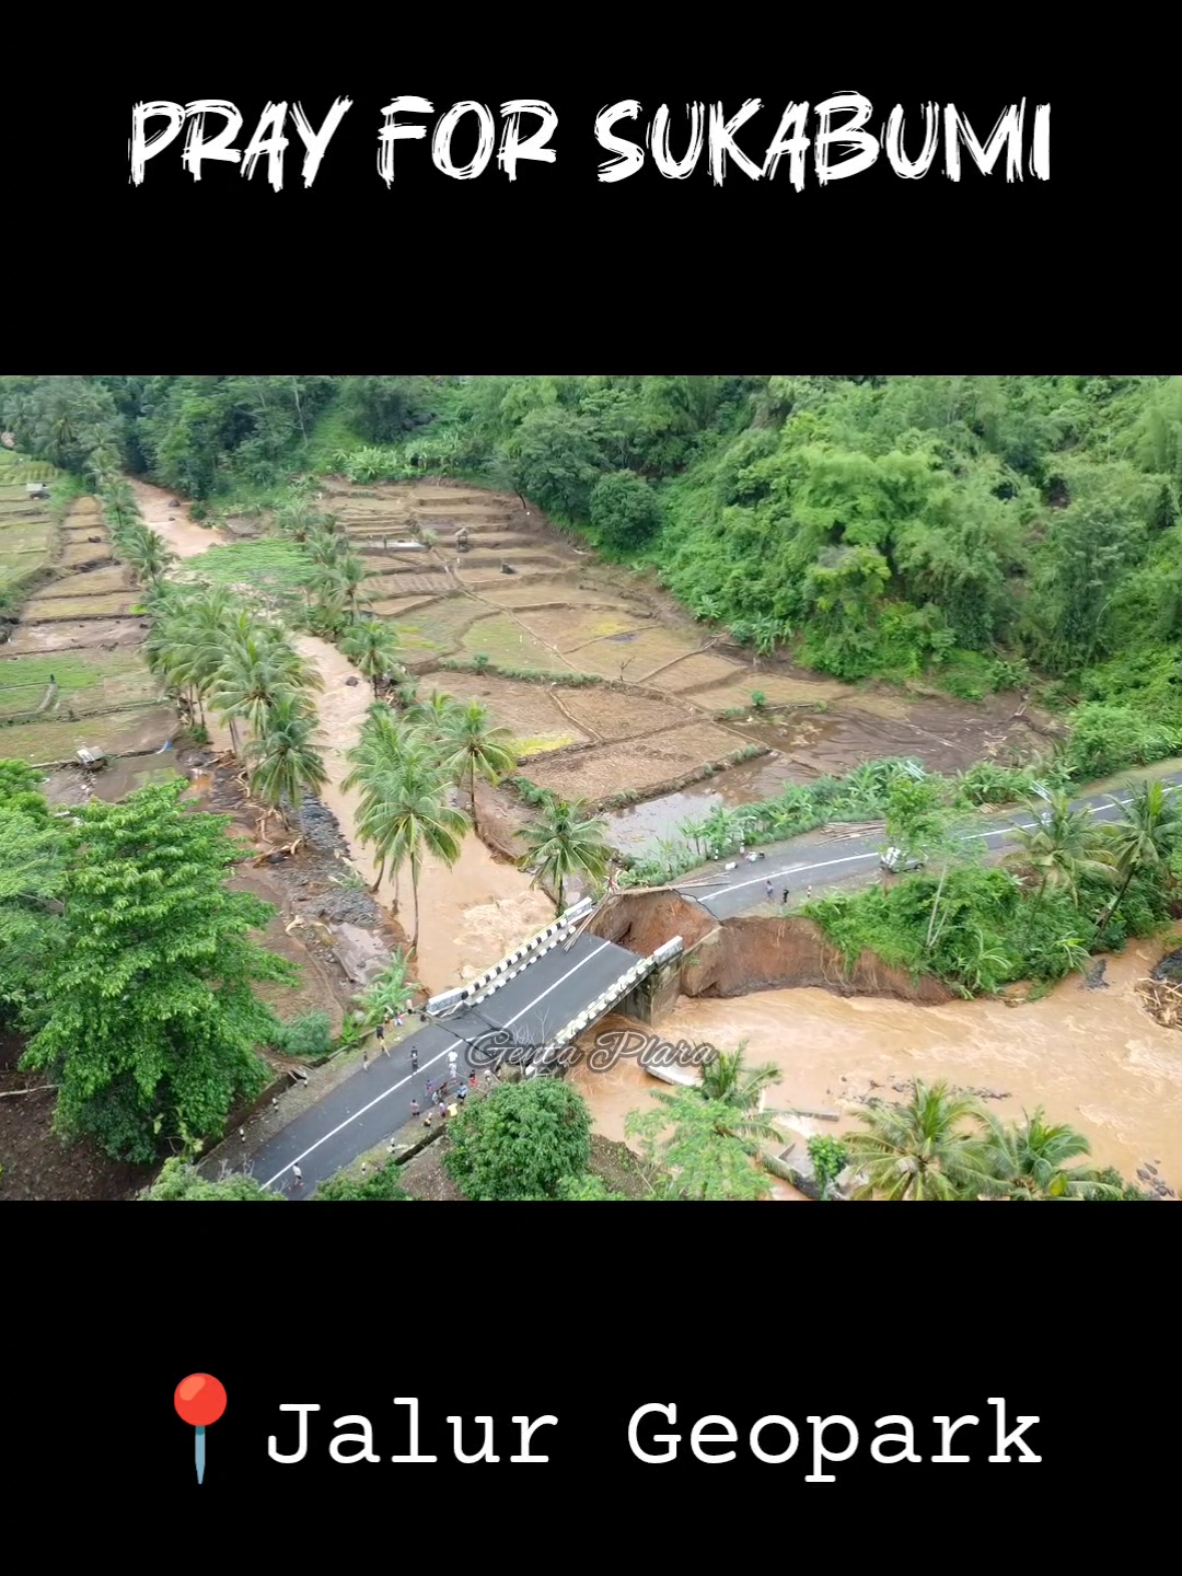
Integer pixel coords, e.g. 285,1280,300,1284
286,1004,502,1190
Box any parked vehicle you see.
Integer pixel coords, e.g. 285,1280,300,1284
880,846,925,873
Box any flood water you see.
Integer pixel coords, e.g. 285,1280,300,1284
284,634,554,994
573,944,1182,1193
605,755,807,858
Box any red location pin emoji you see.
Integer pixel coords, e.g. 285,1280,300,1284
174,1374,227,1484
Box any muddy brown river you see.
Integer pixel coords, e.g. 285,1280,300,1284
568,943,1182,1193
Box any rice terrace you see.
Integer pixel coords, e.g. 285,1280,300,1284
2,376,1181,1205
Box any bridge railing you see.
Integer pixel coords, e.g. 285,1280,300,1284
525,937,685,1072
425,897,595,1019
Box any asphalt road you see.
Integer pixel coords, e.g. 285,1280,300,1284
249,931,638,1198
673,770,1182,919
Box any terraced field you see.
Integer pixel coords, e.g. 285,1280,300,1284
0,452,177,768
0,451,56,597
315,478,1067,859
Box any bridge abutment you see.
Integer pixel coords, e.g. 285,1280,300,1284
618,954,682,1024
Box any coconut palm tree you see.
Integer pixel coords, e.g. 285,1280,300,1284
245,692,329,832
844,1079,991,1200
161,585,242,727
1009,790,1115,906
439,699,517,836
977,1108,1123,1200
406,688,462,739
1099,778,1182,926
698,1042,783,1115
344,735,469,949
275,497,328,543
338,618,404,688
335,552,371,619
519,794,613,913
121,525,178,588
209,629,323,756
100,481,141,535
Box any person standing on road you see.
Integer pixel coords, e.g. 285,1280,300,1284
362,1045,369,1071
410,1046,419,1072
291,1164,302,1189
765,878,773,901
457,1084,467,1103
376,1022,389,1057
410,1098,420,1117
781,888,789,905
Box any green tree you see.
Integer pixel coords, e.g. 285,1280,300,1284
977,1109,1121,1200
343,726,468,947
519,794,613,912
881,772,947,873
339,618,404,686
1099,778,1182,925
0,799,64,1022
18,781,295,1163
245,692,329,831
315,1157,411,1200
209,622,323,757
439,699,518,836
357,950,420,1026
444,1077,593,1200
625,1089,773,1200
698,1042,783,1119
589,470,662,551
843,1080,991,1200
142,1157,283,1199
1009,791,1115,907
807,1134,850,1200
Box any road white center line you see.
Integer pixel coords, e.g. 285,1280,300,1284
261,938,622,1188
691,794,1137,903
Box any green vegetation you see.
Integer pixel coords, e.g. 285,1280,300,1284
442,1076,593,1200
844,1080,1126,1201
808,777,1182,997
272,1011,335,1061
343,706,469,949
625,1041,783,1200
807,1136,850,1201
519,792,614,912
142,1157,283,1200
7,374,1182,794
314,1156,411,1200
14,778,294,1163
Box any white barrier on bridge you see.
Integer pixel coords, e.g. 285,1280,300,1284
424,897,594,1018
527,936,685,1071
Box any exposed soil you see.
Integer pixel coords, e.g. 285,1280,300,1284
586,889,955,1005
524,723,750,805
2,617,148,654
0,1033,156,1201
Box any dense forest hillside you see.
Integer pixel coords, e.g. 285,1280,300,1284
5,373,1182,776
